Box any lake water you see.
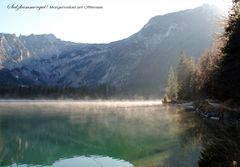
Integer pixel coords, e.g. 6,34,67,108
0,100,205,167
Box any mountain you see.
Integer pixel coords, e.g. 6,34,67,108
0,5,223,95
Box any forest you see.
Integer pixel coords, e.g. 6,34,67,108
165,1,240,166
0,85,116,99
165,0,240,105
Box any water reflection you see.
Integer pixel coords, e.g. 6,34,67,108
0,101,205,167
6,156,133,167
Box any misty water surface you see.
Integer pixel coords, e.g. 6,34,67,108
0,100,206,167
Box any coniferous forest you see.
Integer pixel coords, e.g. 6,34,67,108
166,0,240,104
165,1,240,166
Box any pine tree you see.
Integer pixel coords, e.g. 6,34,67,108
166,67,178,101
215,0,240,101
176,51,197,100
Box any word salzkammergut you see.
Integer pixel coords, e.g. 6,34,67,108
7,4,47,11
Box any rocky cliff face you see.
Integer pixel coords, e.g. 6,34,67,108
0,33,31,68
0,5,223,93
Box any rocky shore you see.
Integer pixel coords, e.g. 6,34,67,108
164,99,240,124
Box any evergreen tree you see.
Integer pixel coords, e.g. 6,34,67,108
197,41,224,98
214,0,240,101
166,67,178,101
176,51,197,100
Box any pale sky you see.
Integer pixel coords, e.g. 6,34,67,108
0,0,232,43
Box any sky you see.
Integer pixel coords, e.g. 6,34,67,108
0,0,232,43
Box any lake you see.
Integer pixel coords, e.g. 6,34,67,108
0,100,205,167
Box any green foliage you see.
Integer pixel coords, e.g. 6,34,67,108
194,2,240,166
214,0,240,101
176,51,197,100
165,51,198,101
197,41,224,98
195,0,240,101
198,125,240,167
166,67,178,101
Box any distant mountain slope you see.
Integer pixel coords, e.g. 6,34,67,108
0,5,223,94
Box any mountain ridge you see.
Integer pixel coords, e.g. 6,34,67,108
0,5,223,95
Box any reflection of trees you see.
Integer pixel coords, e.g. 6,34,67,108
198,125,240,167
0,112,76,166
177,110,210,147
156,106,229,167
1,104,234,167
152,107,203,167
0,104,192,166
169,107,240,167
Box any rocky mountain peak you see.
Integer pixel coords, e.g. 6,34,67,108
0,5,224,94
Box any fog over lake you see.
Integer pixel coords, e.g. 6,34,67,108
0,100,206,167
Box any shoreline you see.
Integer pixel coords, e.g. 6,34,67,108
164,99,240,124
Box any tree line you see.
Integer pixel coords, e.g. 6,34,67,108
165,1,240,166
0,85,115,99
165,0,240,105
